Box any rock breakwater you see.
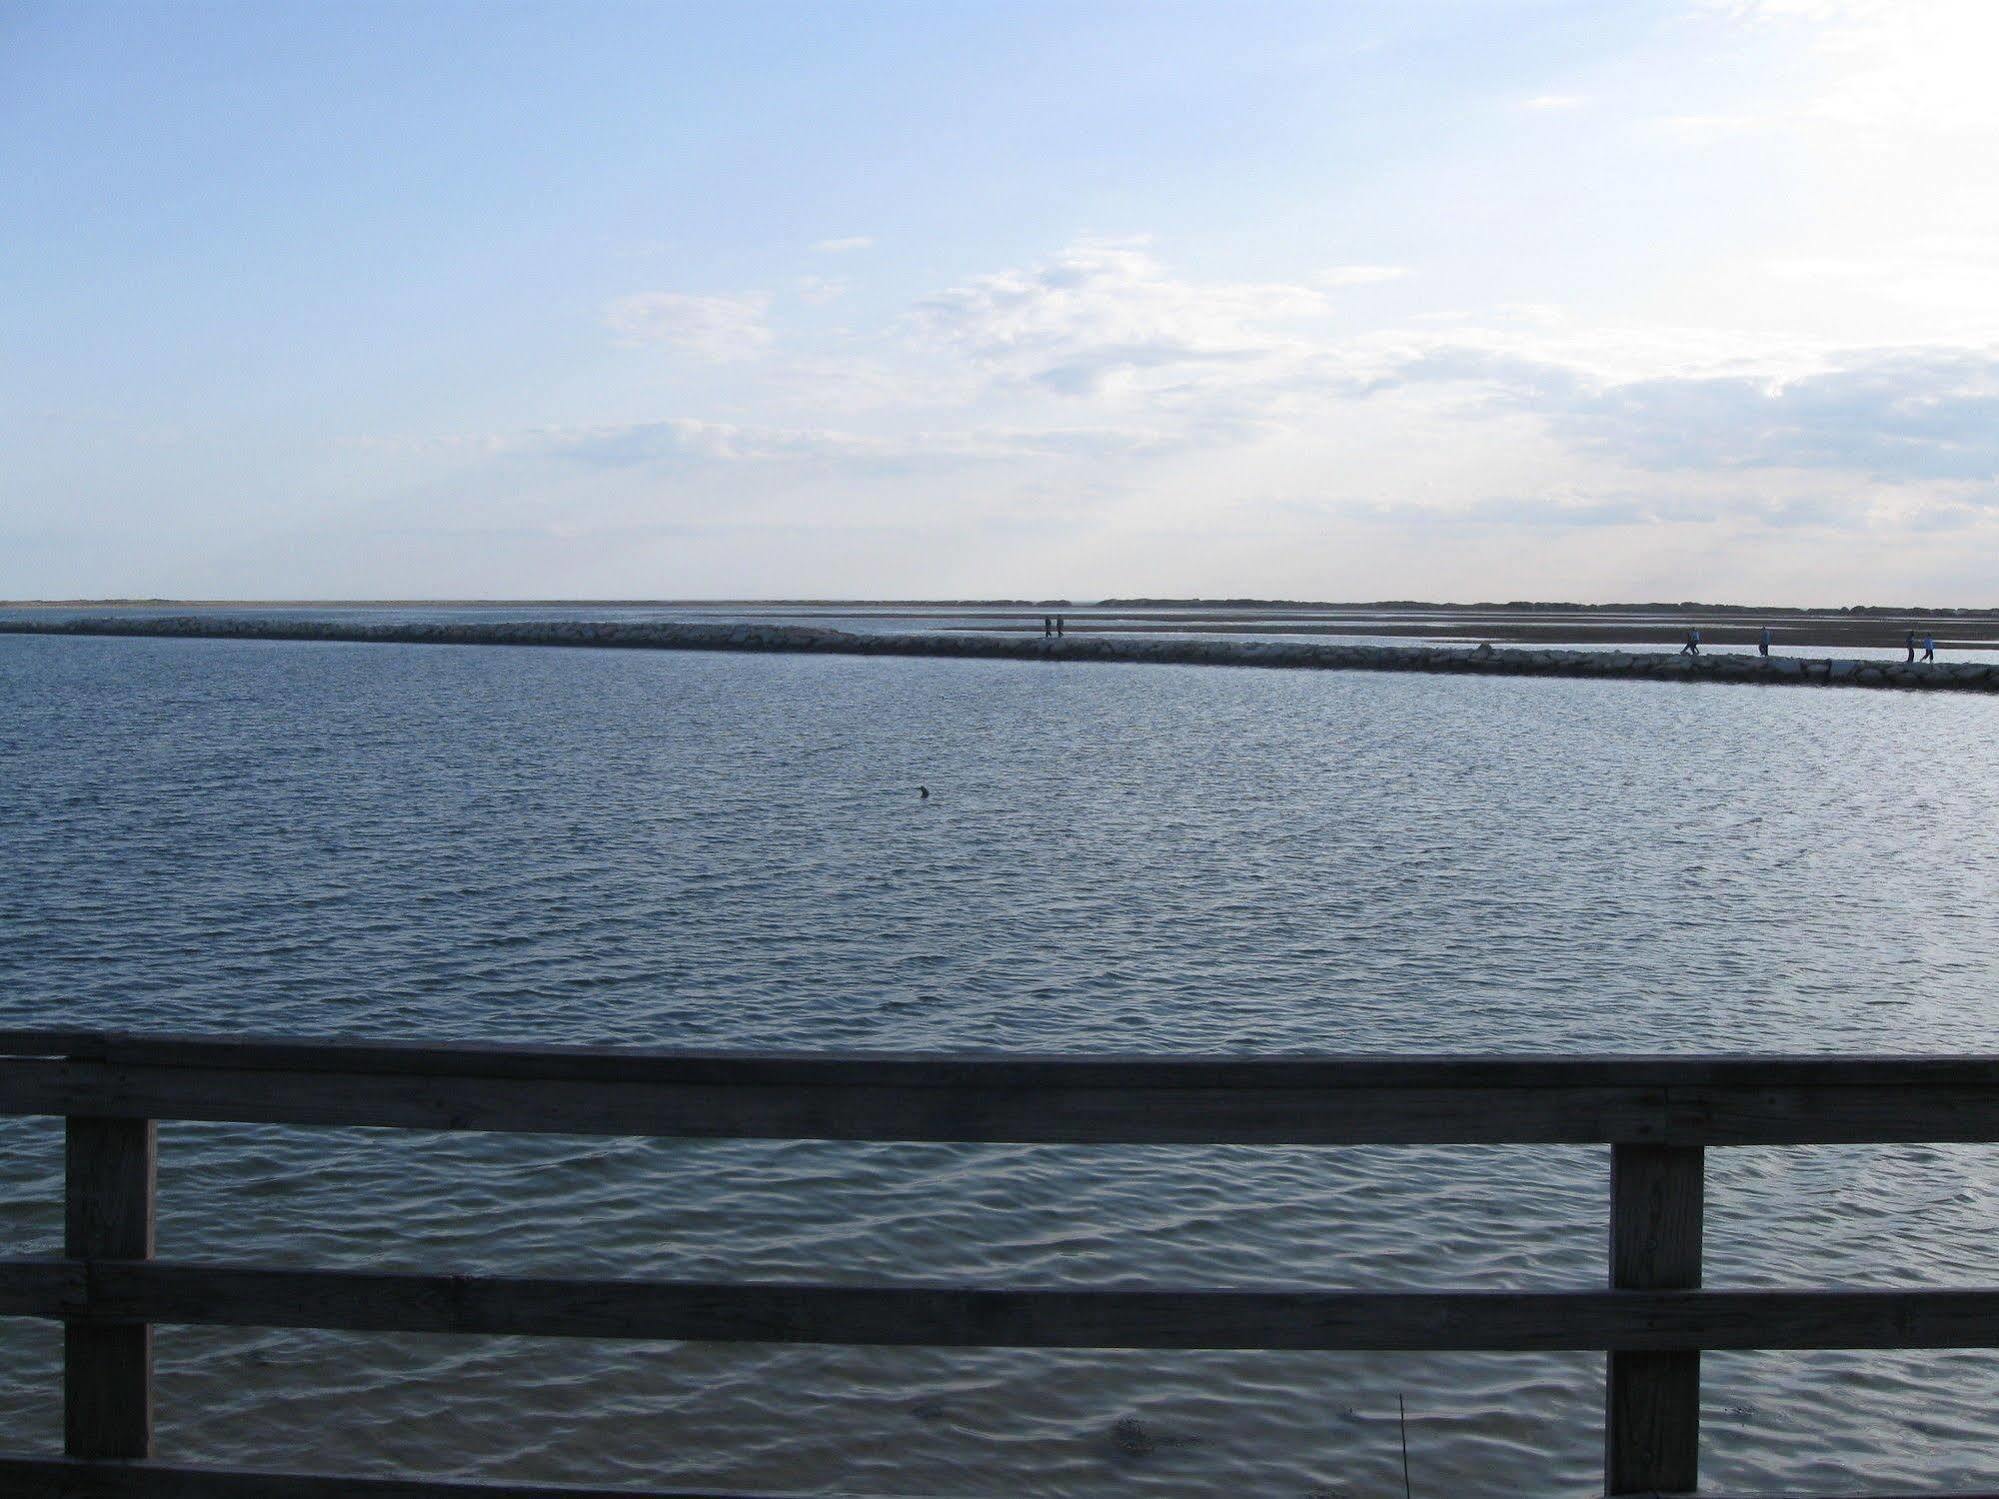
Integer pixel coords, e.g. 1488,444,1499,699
3,615,1996,692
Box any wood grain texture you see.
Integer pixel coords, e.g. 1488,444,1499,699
0,1060,1666,1144
13,1258,1999,1353
62,1119,156,1462
9,1033,1999,1495
0,1454,1987,1499
0,1260,83,1316
1606,1144,1704,1495
15,1028,1999,1087
1666,1084,1999,1144
8,1034,1999,1146
0,1455,813,1498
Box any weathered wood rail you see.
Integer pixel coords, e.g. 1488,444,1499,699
5,1031,1999,1497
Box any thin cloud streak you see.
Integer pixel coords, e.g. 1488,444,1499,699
603,292,772,360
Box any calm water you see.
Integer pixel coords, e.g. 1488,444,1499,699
3,631,1998,1495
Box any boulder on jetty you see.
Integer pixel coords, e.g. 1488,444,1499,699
2,614,1995,694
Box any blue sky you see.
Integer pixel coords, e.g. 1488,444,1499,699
5,0,1997,602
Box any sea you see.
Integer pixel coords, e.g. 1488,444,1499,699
3,614,1997,1495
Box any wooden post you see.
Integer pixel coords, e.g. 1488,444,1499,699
1605,1143,1703,1494
64,1117,157,1460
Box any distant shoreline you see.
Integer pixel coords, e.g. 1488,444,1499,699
4,614,1993,693
5,595,1998,617
5,599,1998,652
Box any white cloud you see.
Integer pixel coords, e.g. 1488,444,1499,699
603,292,771,359
911,237,1329,397
1716,0,1999,134
594,247,1999,506
34,0,1999,602
534,417,877,466
438,242,1999,597
1320,264,1409,286
1566,352,1999,481
1371,339,1999,483
1766,240,1999,315
528,416,1189,471
1655,112,1769,143
1685,0,1999,156
795,275,849,305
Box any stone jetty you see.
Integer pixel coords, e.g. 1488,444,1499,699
3,614,1996,692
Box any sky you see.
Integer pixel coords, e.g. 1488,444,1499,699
4,0,1998,604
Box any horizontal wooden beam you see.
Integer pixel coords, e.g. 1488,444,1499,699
11,1260,1999,1353
6,1032,1999,1145
12,1057,1999,1147
1667,1084,1999,1145
0,1260,82,1317
11,1028,1999,1089
0,1058,1664,1145
0,1455,1981,1499
0,1455,805,1498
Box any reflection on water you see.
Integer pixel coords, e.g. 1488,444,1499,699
3,633,1998,1494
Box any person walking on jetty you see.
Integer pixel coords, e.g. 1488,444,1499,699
1681,628,1701,655
1923,633,1937,662
1758,626,1772,658
1042,616,1052,638
1905,630,1917,662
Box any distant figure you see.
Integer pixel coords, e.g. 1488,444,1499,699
1905,630,1917,663
918,786,930,800
1758,626,1772,658
1041,616,1052,638
1056,615,1066,637
1923,634,1937,662
1681,628,1701,656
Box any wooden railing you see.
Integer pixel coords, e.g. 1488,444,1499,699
4,1032,1999,1497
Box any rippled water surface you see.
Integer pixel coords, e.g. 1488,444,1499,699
4,632,1999,1495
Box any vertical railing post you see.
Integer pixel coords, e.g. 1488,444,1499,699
64,1116,157,1460
1605,1143,1703,1494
